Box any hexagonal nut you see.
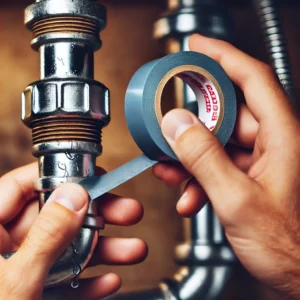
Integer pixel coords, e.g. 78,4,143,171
22,79,110,127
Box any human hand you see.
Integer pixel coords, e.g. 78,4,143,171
0,163,147,300
153,34,300,298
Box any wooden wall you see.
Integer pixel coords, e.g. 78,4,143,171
0,1,300,299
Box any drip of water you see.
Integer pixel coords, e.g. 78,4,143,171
71,241,79,255
73,262,81,276
66,152,75,160
71,276,80,289
70,242,82,289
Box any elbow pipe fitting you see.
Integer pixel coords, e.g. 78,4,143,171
4,0,109,287
159,266,232,300
108,289,165,300
110,267,233,300
109,206,236,300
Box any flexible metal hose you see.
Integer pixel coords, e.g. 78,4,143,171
255,0,295,104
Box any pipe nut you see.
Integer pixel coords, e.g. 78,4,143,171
22,79,110,127
25,0,107,29
154,6,235,42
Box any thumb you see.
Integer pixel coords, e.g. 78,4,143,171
9,183,89,284
161,109,251,216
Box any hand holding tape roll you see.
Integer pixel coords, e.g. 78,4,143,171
78,51,237,200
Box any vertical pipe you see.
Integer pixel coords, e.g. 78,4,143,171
156,1,236,298
154,0,233,264
2,0,109,288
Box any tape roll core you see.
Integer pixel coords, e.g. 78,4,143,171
154,65,225,135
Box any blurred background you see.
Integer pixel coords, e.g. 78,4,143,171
1,0,300,299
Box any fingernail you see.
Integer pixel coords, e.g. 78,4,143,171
162,109,195,141
177,192,188,209
47,184,86,212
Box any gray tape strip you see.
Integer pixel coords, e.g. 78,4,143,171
79,155,157,200
78,51,237,200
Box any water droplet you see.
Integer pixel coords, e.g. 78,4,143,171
73,262,81,276
66,152,75,160
71,241,79,255
71,276,80,289
71,242,81,288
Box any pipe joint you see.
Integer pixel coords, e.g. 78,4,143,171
3,0,109,288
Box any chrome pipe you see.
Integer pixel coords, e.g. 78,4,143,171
3,0,109,288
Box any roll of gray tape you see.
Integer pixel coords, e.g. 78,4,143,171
79,51,236,200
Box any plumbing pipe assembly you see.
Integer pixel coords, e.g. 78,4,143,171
1,0,295,297
5,0,110,287
4,0,237,289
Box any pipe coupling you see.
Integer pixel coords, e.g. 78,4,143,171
2,0,110,287
22,79,110,148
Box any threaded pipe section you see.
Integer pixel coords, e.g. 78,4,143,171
32,16,100,38
32,117,102,145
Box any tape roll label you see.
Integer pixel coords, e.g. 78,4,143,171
155,64,224,137
177,71,221,132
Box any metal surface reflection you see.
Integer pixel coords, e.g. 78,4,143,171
3,0,109,287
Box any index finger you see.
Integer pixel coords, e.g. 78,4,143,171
189,34,294,124
0,162,39,224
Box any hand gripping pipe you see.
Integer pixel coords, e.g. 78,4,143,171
4,0,110,287
109,1,236,299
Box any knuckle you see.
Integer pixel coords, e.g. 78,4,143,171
253,62,276,84
259,62,274,76
215,177,255,224
221,189,253,225
24,214,66,253
232,191,252,217
38,214,65,241
255,62,283,91
183,137,221,175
